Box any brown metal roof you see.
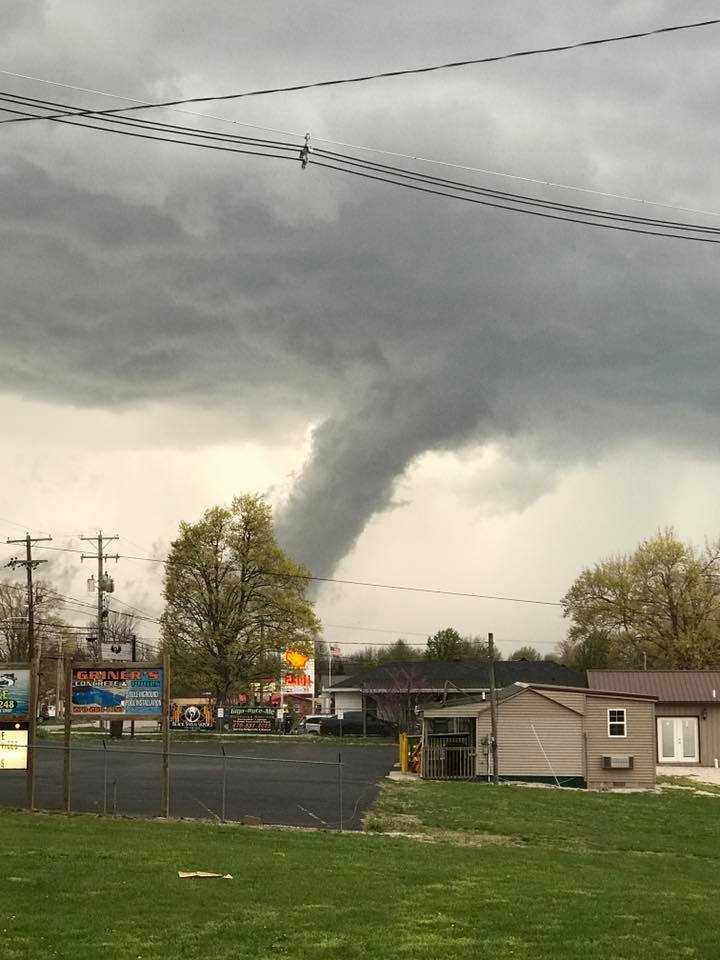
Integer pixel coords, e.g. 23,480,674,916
521,682,656,701
587,670,720,703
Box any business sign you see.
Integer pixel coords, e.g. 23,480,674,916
281,650,315,697
0,667,31,719
100,640,133,662
0,728,28,770
169,701,215,731
226,705,276,733
71,665,163,718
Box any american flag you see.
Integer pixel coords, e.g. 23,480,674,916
330,645,341,656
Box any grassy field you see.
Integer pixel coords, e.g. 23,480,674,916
367,777,720,857
3,781,720,959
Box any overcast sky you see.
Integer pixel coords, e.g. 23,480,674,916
2,1,720,658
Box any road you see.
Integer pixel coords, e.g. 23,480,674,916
0,739,396,830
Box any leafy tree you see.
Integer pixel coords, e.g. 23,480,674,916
509,645,542,661
0,579,77,704
425,629,502,662
562,529,720,669
161,494,320,703
555,629,623,670
342,640,424,673
425,627,465,660
460,635,500,662
379,639,423,661
0,580,66,661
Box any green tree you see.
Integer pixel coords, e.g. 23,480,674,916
161,495,320,703
562,529,720,669
509,645,542,661
0,580,67,661
460,635,500,662
555,629,624,670
425,627,465,660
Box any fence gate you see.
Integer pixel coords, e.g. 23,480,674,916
422,736,476,780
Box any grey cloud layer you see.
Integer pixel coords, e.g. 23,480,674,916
1,0,719,573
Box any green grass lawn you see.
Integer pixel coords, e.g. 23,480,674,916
3,781,720,959
367,777,720,858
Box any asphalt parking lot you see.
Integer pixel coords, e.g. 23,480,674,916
0,739,396,830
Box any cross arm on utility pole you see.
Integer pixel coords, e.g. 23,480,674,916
79,532,120,655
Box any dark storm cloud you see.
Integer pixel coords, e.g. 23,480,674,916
1,0,720,572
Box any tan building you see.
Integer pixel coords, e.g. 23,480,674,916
422,682,657,790
588,670,720,767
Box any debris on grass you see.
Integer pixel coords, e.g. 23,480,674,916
178,871,233,879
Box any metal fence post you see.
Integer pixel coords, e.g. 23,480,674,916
337,751,343,832
63,662,72,814
161,655,170,818
102,739,108,815
220,744,227,823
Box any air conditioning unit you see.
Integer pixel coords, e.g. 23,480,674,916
602,755,634,770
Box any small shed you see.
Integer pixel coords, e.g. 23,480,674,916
421,682,657,790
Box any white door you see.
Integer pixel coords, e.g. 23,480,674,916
657,717,699,763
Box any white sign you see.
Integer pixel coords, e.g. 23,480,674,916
216,707,224,719
100,640,133,661
276,708,284,720
336,710,344,720
0,728,28,770
281,651,315,697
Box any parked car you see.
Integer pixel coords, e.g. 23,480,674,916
299,714,328,734
319,712,396,738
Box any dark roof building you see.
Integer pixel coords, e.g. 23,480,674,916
330,659,585,693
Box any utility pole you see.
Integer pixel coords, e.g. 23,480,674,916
6,532,52,809
81,532,119,736
6,533,51,663
488,631,499,785
80,532,119,657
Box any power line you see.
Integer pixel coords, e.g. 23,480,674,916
0,515,53,536
0,94,302,164
3,91,718,245
310,158,720,245
4,70,720,221
312,146,720,233
2,17,719,123
31,542,563,606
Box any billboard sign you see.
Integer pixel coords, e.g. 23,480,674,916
0,728,28,770
100,640,133,662
169,701,215,731
0,667,31,719
281,650,315,697
226,705,276,733
71,665,163,718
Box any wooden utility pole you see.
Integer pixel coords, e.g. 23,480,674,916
6,532,52,809
80,531,119,656
488,632,499,785
63,658,72,813
6,533,51,660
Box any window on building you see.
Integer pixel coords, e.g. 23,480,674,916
608,708,627,737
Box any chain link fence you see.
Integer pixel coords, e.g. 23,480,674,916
0,738,395,830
